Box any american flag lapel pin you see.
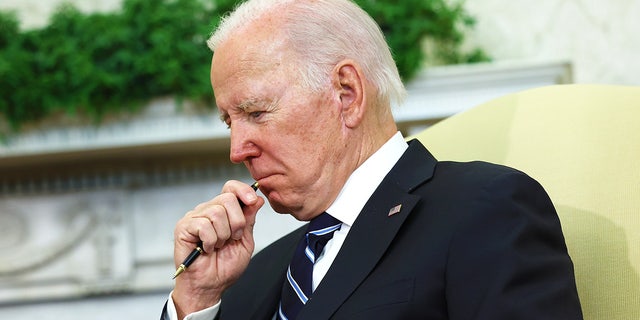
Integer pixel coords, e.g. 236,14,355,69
388,204,402,216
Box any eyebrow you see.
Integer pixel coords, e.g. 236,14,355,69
238,98,259,111
218,97,281,124
218,98,261,123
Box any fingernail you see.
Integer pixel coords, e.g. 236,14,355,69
233,229,244,240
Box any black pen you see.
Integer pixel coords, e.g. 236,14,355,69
172,181,260,279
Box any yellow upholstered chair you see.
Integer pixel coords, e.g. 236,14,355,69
413,84,640,320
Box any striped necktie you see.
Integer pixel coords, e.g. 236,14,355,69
277,212,342,320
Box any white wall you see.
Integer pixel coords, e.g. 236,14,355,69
462,0,640,85
0,0,121,28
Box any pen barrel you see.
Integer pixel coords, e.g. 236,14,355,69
183,243,204,267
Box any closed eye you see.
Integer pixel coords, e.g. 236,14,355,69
249,111,264,119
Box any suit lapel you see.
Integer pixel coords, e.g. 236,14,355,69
299,140,437,319
248,273,288,320
249,227,305,319
220,225,305,319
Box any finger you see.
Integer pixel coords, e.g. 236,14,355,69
189,193,247,242
209,193,245,241
176,181,263,252
189,192,255,246
173,216,217,262
222,180,259,208
206,204,234,248
185,203,236,251
175,213,208,244
175,215,218,251
242,196,265,236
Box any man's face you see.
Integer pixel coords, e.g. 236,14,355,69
211,24,348,220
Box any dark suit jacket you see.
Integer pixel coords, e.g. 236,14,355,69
214,140,583,319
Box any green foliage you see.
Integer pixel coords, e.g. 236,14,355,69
355,0,489,80
0,0,220,132
0,0,487,133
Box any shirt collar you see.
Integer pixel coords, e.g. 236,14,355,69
326,132,408,226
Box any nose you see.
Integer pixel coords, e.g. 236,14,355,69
229,125,259,163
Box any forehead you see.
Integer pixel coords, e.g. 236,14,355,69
211,30,298,108
213,23,291,80
213,13,291,70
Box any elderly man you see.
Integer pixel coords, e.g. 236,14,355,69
163,0,583,319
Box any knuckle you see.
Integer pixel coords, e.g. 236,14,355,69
222,180,240,191
218,192,237,206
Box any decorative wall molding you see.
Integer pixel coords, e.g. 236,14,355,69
0,163,295,305
0,192,133,303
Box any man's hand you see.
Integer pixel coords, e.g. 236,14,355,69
171,180,264,318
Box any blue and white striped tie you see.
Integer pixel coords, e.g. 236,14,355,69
277,212,341,320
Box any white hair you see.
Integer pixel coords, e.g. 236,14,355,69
207,0,406,107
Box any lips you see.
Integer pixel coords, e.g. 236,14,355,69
250,172,272,186
251,173,283,194
247,163,276,183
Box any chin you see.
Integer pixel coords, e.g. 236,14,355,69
266,199,307,221
266,198,292,214
264,187,316,220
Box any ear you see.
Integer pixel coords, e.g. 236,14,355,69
332,60,366,128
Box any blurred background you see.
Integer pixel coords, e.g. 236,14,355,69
0,0,637,319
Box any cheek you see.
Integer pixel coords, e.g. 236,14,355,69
273,94,342,167
275,126,329,175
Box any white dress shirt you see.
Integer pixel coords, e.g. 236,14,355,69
166,132,408,320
